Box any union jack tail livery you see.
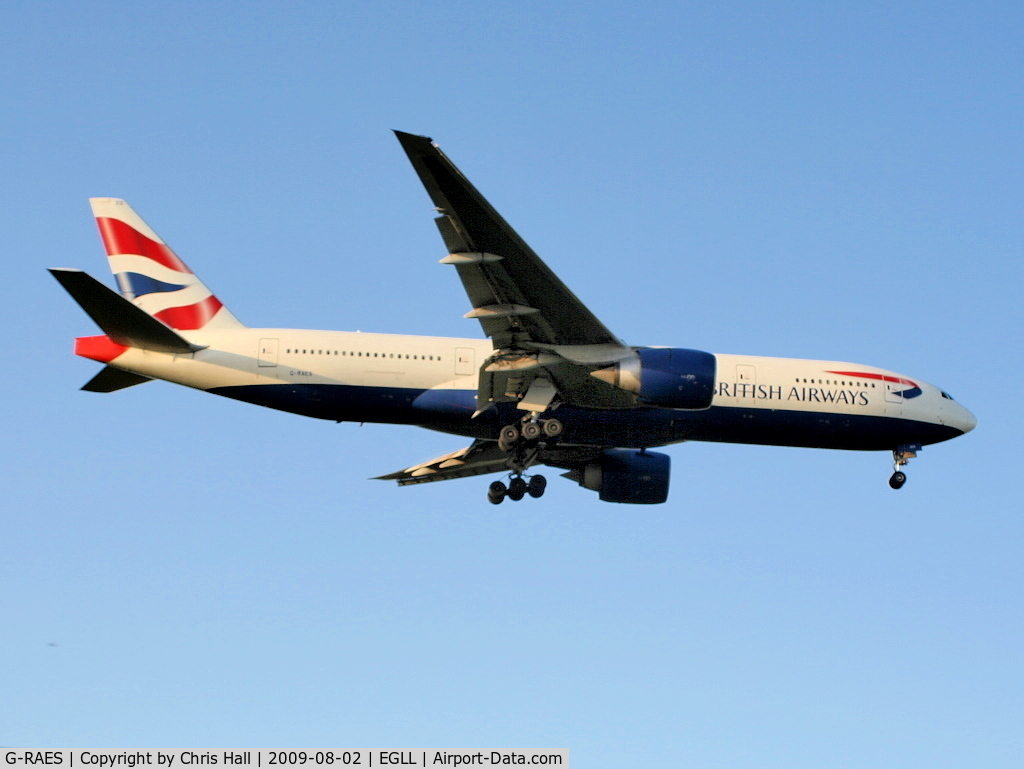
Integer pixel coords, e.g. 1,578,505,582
90,198,244,331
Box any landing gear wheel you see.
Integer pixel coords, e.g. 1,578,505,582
498,424,520,452
521,421,542,441
527,474,547,498
889,471,907,490
508,477,527,501
542,419,563,438
488,480,507,505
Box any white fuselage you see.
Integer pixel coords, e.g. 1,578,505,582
89,327,977,450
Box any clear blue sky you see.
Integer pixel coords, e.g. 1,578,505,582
2,2,1022,765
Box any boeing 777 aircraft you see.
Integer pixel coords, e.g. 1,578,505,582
51,131,976,504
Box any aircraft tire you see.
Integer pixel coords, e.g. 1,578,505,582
521,421,542,441
889,471,907,489
528,475,547,498
508,477,527,501
488,480,507,504
498,425,519,451
542,419,563,438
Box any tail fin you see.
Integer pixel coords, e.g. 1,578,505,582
90,198,245,330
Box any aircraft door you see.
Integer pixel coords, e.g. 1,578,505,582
258,338,279,367
455,347,475,376
735,364,756,401
884,379,903,415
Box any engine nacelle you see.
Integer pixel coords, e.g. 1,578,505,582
565,449,671,504
591,348,717,409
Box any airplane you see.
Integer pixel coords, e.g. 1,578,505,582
50,131,976,505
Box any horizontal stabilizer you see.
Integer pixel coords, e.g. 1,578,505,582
81,366,153,393
49,268,205,354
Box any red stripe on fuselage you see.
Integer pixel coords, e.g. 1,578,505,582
153,295,224,330
75,335,129,363
826,370,917,387
95,217,191,273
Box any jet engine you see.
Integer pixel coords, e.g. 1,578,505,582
564,449,671,504
591,348,716,409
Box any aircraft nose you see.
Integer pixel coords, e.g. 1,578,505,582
953,402,977,435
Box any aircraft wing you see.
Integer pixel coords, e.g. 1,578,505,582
375,440,512,486
394,131,625,351
376,440,606,487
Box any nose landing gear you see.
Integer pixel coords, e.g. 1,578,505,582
888,444,920,489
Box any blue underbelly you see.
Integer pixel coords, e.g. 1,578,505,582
207,383,963,450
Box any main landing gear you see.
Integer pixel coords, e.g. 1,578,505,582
888,445,920,489
497,418,563,451
487,416,563,504
488,474,547,504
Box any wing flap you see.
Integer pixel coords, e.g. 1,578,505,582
376,440,610,488
375,440,511,486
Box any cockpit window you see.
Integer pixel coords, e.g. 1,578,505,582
941,391,955,400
